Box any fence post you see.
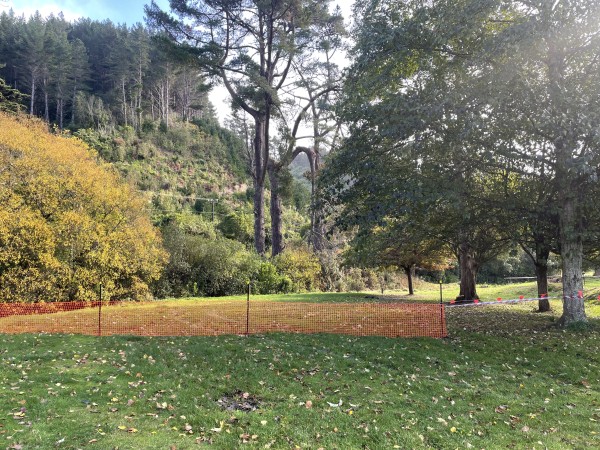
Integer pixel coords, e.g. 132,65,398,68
245,281,251,336
98,283,103,337
439,280,445,338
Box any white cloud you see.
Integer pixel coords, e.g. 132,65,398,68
5,0,129,23
4,0,84,21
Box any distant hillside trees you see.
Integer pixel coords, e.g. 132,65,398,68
0,10,212,130
0,113,168,302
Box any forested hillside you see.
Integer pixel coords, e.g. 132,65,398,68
0,11,211,128
0,9,320,300
0,9,254,197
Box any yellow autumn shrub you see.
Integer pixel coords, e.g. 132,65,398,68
0,113,168,302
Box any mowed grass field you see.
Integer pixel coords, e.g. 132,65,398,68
1,283,599,449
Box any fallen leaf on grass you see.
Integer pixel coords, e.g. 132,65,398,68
210,421,225,433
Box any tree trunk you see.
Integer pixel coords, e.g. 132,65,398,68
252,117,267,255
535,262,550,312
558,192,586,326
70,85,77,126
547,44,586,326
43,78,49,122
456,240,478,302
534,243,550,312
404,265,415,295
122,78,128,127
253,180,265,256
268,159,284,257
58,97,64,130
308,149,326,251
30,77,36,115
151,92,155,121
165,75,170,128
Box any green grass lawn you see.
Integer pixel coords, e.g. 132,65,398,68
1,286,600,449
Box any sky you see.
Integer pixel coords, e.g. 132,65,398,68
2,0,169,24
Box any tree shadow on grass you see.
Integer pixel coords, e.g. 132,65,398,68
446,303,600,337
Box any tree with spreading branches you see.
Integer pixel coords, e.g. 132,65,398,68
145,0,344,255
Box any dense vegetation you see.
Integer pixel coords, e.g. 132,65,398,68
1,0,600,324
0,113,167,301
0,9,326,300
323,0,600,325
0,10,212,129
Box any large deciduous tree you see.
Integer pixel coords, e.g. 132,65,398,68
145,0,342,255
469,0,600,325
326,0,600,325
324,0,512,302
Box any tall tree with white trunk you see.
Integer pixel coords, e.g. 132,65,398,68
146,0,343,255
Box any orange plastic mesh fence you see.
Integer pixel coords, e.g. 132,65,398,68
0,300,447,339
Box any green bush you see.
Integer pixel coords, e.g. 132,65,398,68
254,262,293,294
155,225,262,297
344,267,366,292
274,246,321,292
218,212,253,246
188,237,261,296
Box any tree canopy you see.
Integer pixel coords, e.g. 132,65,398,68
323,0,600,325
145,0,344,255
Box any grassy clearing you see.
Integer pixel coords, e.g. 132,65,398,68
1,287,600,449
384,277,600,303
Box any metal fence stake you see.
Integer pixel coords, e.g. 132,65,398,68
245,282,250,336
98,283,103,337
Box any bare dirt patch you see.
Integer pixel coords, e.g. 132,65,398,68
217,390,261,412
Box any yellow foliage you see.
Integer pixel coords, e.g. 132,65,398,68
274,245,321,292
0,113,168,302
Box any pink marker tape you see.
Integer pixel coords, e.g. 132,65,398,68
578,290,583,299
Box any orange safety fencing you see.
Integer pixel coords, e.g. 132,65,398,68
0,300,447,339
